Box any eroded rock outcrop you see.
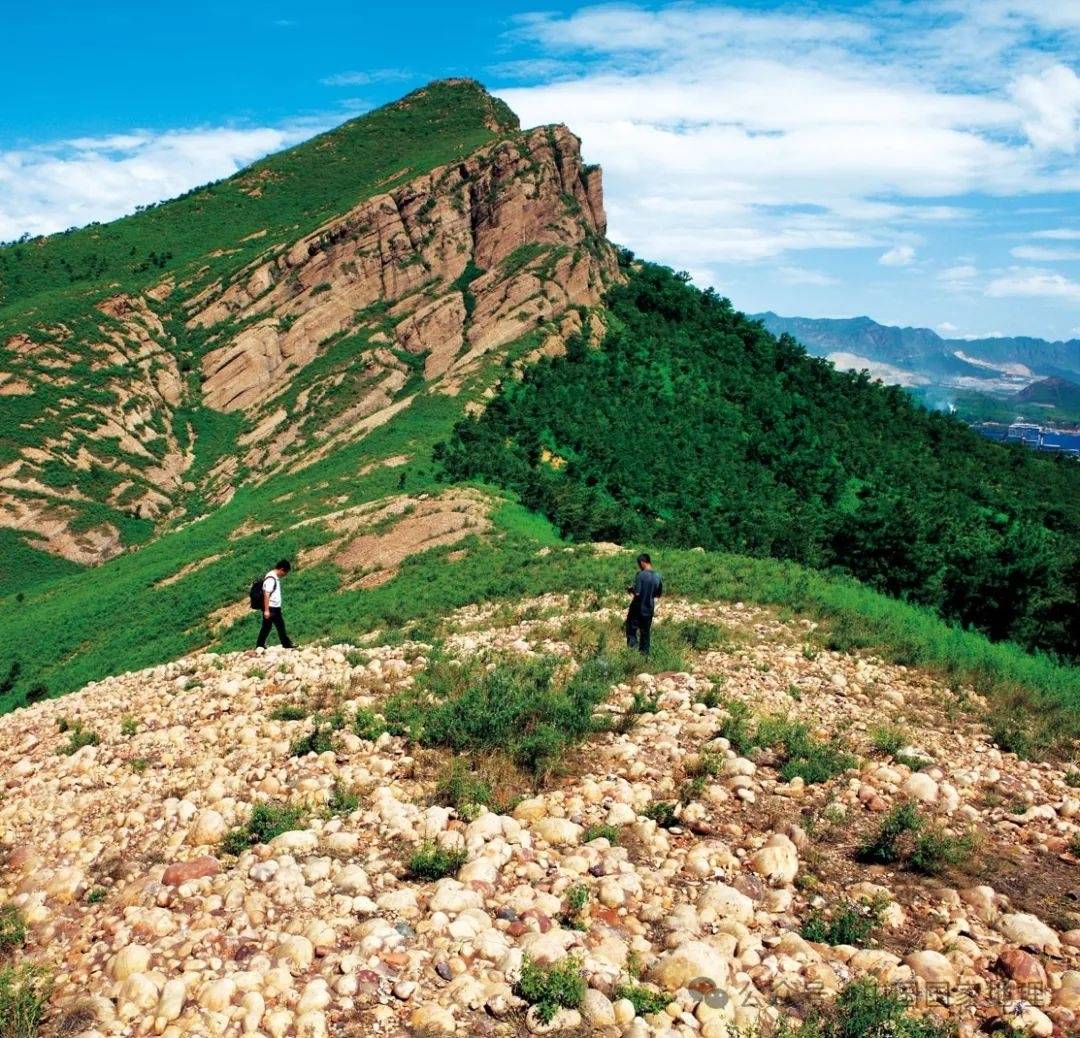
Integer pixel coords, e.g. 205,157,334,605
0,116,615,565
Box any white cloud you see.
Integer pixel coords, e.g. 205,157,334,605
879,245,916,266
510,5,869,55
1033,228,1080,239
985,267,1080,301
937,264,980,290
776,266,840,286
320,68,414,87
1011,244,1080,260
0,125,316,241
496,3,1080,271
1011,64,1080,152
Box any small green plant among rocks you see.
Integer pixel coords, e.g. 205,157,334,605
857,802,975,875
221,802,304,855
326,783,359,817
717,702,854,784
696,687,723,709
120,716,138,737
130,758,149,774
991,717,1040,760
407,841,468,880
644,800,679,828
775,977,953,1038
269,704,307,721
582,823,620,844
289,718,336,757
59,722,99,755
630,689,661,714
857,802,922,864
895,752,932,771
910,826,977,876
514,955,585,1024
870,725,908,757
558,883,590,930
800,895,890,947
85,887,107,905
1065,770,1080,788
1070,833,1080,857
0,963,52,1038
352,708,389,741
612,982,673,1016
668,619,730,652
0,905,26,950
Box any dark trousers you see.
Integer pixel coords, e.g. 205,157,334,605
257,607,293,648
626,605,653,655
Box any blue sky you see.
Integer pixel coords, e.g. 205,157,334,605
3,0,1080,339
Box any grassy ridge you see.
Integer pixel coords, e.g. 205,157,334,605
0,80,516,309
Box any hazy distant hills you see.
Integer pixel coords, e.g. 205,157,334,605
754,312,1080,393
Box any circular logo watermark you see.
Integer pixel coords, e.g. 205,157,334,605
686,977,730,1009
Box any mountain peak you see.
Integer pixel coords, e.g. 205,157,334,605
0,84,615,565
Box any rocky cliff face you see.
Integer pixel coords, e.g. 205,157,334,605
0,105,617,562
187,123,615,498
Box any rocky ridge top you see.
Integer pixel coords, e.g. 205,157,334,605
2,597,1079,1037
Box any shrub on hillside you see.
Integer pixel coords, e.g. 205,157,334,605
407,841,467,880
514,956,585,1024
221,802,304,855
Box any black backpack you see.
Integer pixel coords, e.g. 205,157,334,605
249,574,276,611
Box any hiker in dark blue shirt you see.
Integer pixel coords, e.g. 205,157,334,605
626,553,663,655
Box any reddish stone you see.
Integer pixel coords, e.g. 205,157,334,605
8,847,39,873
996,947,1048,985
162,855,220,887
507,921,527,938
592,906,622,927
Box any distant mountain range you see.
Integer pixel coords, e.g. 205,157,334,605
754,312,1080,395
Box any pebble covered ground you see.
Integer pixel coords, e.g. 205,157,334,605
2,596,1080,1038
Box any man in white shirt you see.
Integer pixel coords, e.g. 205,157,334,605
256,559,295,649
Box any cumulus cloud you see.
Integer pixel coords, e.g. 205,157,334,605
0,125,315,241
985,267,1080,301
1033,228,1080,239
495,2,1080,275
1011,64,1080,152
879,245,917,267
937,264,980,290
777,266,840,286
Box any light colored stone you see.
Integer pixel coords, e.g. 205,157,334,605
650,940,731,992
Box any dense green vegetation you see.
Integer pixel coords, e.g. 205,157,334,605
440,259,1080,660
